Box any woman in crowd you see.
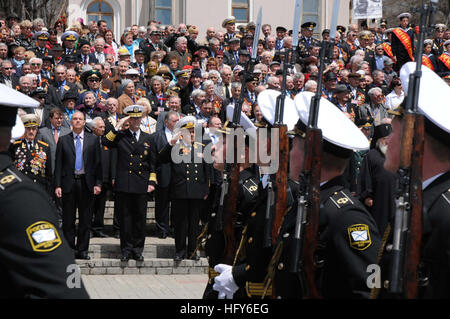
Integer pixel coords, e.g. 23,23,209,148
384,77,405,110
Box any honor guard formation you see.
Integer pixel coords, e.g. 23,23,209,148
0,1,448,299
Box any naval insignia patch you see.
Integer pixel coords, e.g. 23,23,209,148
347,224,372,251
26,221,62,252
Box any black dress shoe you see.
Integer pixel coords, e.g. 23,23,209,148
174,253,183,262
113,230,120,239
77,252,90,260
133,254,144,262
93,231,108,238
158,232,167,239
120,254,130,262
190,254,200,261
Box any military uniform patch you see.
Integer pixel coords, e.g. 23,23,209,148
347,224,372,251
26,221,62,252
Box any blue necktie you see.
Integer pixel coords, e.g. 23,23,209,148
75,135,82,171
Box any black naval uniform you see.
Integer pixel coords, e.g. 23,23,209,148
376,171,450,299
228,174,287,299
0,152,89,298
391,27,415,72
157,140,211,259
358,148,397,235
102,128,157,259
9,139,52,194
203,165,260,299
273,176,381,299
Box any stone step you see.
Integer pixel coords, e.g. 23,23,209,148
76,257,209,275
87,236,177,259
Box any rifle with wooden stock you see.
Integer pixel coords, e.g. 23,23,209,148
288,0,341,299
218,7,263,265
387,0,437,299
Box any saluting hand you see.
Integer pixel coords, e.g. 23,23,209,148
115,116,131,131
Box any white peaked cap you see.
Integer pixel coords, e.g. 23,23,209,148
256,89,299,131
400,62,450,133
294,91,370,151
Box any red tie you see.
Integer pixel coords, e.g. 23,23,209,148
54,129,59,144
83,56,87,64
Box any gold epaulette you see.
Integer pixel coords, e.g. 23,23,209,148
105,131,116,142
37,140,49,147
13,140,22,145
149,172,157,182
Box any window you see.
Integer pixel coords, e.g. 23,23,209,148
155,0,173,25
87,0,114,30
232,0,249,23
302,0,319,33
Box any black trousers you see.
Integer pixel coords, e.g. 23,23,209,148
171,198,204,256
92,182,108,232
115,192,147,256
155,186,170,234
61,175,94,253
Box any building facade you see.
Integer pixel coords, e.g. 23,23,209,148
67,0,356,41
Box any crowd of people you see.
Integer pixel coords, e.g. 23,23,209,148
0,9,449,299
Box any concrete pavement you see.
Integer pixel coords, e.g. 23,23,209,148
82,274,208,299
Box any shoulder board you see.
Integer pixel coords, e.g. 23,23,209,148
242,177,259,197
0,168,22,191
13,140,22,145
79,89,87,94
37,140,49,147
329,190,355,209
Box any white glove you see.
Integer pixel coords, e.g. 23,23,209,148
213,264,239,299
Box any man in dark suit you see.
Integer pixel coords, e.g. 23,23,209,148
89,117,115,238
77,39,98,66
102,105,157,262
151,111,180,238
37,107,72,175
157,116,211,261
47,65,79,109
54,111,103,260
223,37,241,69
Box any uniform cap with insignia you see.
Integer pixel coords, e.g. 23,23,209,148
174,115,197,133
276,26,287,33
301,22,317,31
228,37,240,44
134,49,145,55
81,69,102,85
293,91,370,157
123,105,144,118
0,84,39,129
322,29,330,35
61,31,79,42
256,89,299,131
380,18,388,26
175,70,190,78
337,25,346,34
34,31,50,41
125,68,140,76
247,22,256,30
30,87,47,99
21,114,41,128
397,12,412,20
63,55,78,63
222,16,236,28
395,62,450,144
435,24,447,32
359,30,372,40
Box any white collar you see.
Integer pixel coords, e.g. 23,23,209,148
422,173,445,190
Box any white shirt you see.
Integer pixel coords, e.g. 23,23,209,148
129,128,141,141
385,90,405,110
95,52,105,64
165,126,174,143
422,173,445,190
